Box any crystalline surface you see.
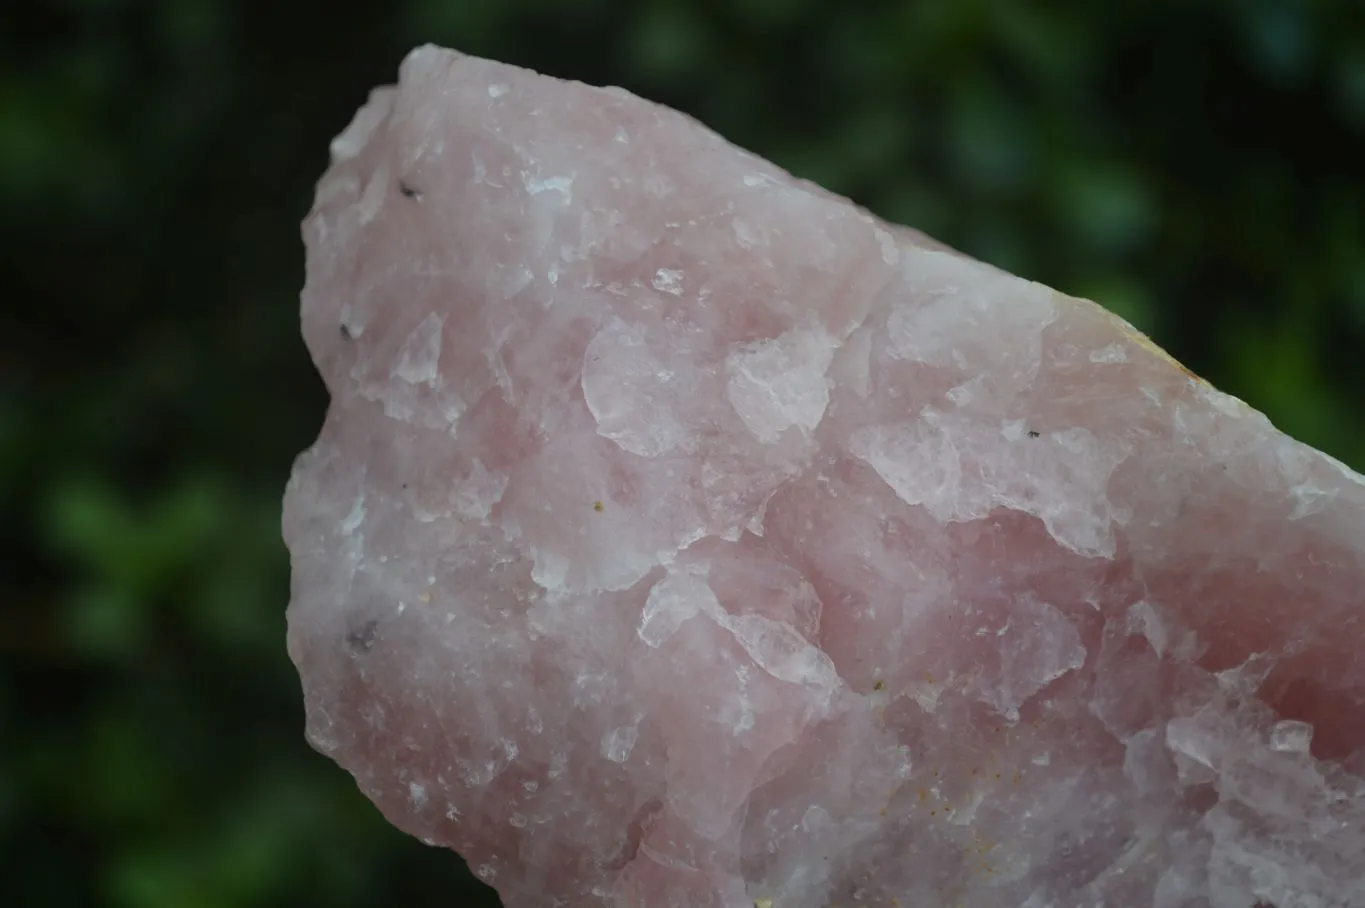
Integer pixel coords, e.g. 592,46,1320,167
284,45,1365,908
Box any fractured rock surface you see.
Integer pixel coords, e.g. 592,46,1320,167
284,45,1365,908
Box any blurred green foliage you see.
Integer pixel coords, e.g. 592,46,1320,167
3,0,1362,905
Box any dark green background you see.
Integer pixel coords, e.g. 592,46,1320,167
4,1,1363,905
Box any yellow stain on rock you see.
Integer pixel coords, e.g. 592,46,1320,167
1103,305,1203,382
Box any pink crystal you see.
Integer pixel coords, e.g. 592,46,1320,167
284,45,1365,907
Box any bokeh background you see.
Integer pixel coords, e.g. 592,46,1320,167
4,0,1364,905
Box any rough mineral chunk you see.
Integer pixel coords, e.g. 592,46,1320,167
284,45,1365,908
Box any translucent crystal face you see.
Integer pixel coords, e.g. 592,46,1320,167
285,45,1365,908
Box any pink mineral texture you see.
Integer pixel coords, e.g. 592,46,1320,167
284,45,1365,908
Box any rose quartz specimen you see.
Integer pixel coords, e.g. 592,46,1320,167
284,45,1365,908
